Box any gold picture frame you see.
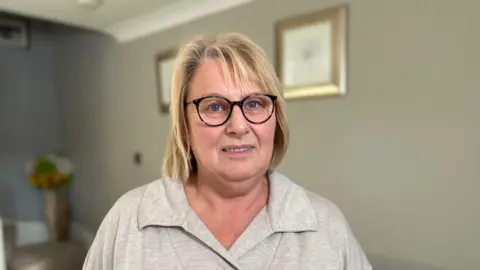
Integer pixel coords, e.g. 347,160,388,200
275,4,348,100
155,48,177,114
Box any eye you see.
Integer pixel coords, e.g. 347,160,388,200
247,101,260,108
209,104,223,112
245,99,264,109
200,98,229,113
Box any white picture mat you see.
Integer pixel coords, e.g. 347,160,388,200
282,21,332,87
158,57,175,105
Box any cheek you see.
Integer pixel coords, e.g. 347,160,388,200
254,120,276,148
189,121,221,153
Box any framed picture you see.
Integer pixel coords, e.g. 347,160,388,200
0,17,29,49
275,4,348,100
155,49,177,114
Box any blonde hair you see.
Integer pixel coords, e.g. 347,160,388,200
162,32,290,181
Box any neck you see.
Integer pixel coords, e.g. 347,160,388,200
187,171,269,214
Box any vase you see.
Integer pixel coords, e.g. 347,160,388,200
44,188,70,241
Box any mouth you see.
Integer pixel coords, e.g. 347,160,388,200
222,145,255,153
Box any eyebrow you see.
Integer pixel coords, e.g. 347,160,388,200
197,90,265,100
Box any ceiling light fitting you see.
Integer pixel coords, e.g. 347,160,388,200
76,0,103,9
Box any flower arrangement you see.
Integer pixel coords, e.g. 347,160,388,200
25,153,74,241
26,153,74,190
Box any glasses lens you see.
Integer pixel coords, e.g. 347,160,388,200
242,94,274,123
198,97,231,125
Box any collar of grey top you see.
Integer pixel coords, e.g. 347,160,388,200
137,171,317,233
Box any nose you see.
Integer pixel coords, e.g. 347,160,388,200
225,105,249,137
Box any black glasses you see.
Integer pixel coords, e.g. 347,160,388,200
185,93,277,126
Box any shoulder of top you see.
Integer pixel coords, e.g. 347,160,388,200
271,171,349,226
299,184,350,227
107,177,168,215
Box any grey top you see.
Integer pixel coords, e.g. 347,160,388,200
82,171,372,270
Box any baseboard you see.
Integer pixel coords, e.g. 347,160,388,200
70,222,95,251
2,219,50,247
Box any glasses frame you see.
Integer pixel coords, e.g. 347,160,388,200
185,93,278,127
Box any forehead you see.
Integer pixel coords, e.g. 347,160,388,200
188,58,269,100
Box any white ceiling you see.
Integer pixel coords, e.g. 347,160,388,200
0,0,255,42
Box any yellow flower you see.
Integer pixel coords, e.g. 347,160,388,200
28,175,35,185
28,169,72,190
38,175,47,188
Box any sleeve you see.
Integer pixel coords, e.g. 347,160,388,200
341,223,372,270
327,203,373,270
82,207,120,270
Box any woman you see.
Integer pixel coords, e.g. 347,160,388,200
83,33,372,269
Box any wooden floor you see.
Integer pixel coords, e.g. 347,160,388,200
3,224,87,270
9,241,86,270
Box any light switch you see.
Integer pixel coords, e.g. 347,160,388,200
134,152,142,165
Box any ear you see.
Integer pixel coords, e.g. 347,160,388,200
187,145,198,173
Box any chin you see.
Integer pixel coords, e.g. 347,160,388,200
220,164,263,182
224,172,255,182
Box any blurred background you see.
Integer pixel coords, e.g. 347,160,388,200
0,0,478,269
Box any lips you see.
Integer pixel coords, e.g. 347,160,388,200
222,145,255,152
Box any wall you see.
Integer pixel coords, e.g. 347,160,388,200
0,19,60,221
54,0,479,269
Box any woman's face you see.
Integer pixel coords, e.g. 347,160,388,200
186,59,276,182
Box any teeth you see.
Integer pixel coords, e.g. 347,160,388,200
224,147,250,152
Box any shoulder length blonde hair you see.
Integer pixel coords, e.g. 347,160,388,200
162,32,290,182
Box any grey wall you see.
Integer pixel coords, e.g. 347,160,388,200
0,19,60,221
53,0,479,269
